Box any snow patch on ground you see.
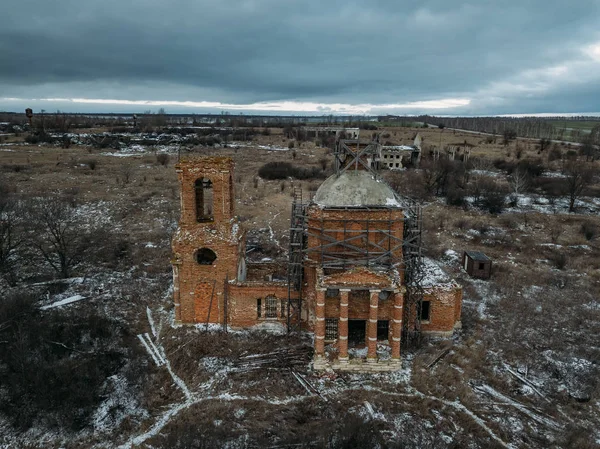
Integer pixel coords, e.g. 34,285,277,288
249,321,287,335
93,375,148,433
470,169,503,177
443,249,460,264
40,295,86,310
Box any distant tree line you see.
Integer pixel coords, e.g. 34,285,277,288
417,115,600,145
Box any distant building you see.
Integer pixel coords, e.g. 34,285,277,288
301,126,360,140
380,134,422,169
462,251,492,279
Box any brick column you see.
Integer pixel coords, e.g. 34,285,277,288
391,290,403,360
172,261,182,324
314,289,326,359
338,289,350,363
367,289,380,362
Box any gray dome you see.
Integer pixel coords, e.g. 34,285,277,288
313,171,401,207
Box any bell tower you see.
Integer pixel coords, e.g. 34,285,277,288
171,157,244,325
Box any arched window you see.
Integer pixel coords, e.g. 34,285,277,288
195,178,213,222
195,248,217,265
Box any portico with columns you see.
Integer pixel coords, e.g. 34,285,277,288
312,266,404,372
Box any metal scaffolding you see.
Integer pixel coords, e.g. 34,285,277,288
334,139,381,174
400,200,424,346
287,185,305,332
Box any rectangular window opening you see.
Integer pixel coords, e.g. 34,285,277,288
257,298,262,318
420,301,431,321
377,320,389,341
325,318,338,341
265,296,277,318
479,262,485,270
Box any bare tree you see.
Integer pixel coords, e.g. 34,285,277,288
28,197,97,278
421,159,462,196
563,162,596,212
580,131,599,161
502,129,517,146
539,137,552,152
509,167,530,195
0,190,24,285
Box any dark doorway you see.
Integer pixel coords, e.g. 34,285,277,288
377,320,389,341
348,320,366,347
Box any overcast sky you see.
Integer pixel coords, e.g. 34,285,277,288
1,0,600,116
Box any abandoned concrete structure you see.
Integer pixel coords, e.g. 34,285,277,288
380,134,422,169
171,138,462,372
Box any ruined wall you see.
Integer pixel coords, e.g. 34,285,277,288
227,282,291,327
176,157,236,225
419,286,463,335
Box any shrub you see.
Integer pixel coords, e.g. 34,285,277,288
318,158,328,171
565,149,578,160
493,158,543,177
359,123,378,130
476,180,506,214
581,221,598,241
518,159,544,177
258,162,326,180
2,164,29,173
156,153,170,166
0,292,134,432
549,251,568,270
548,147,562,162
25,132,54,144
446,187,467,207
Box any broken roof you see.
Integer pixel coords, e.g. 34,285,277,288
312,170,402,208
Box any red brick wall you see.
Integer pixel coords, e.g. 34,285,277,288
306,207,404,267
228,283,292,327
303,265,318,330
172,157,242,324
323,291,397,321
324,294,340,317
176,157,235,225
419,287,462,333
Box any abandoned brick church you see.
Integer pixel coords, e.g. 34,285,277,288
172,139,462,372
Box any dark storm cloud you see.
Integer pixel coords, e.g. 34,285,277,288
1,0,600,114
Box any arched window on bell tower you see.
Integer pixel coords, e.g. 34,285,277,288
195,178,213,222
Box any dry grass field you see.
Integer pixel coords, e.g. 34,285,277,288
1,124,599,448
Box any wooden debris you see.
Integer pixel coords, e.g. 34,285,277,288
504,363,550,403
427,348,451,369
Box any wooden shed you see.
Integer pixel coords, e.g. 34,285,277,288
462,251,492,279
